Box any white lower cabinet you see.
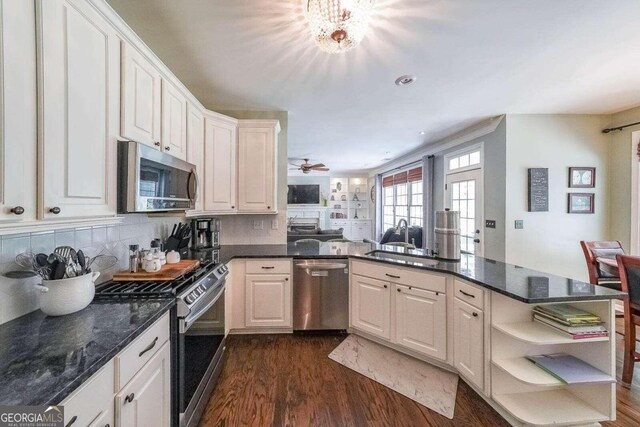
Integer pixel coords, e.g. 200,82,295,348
116,341,171,427
453,297,484,389
394,284,447,360
245,273,291,328
61,313,170,427
350,274,391,340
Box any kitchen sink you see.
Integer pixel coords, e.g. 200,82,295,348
365,250,440,266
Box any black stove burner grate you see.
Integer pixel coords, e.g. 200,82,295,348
95,259,218,299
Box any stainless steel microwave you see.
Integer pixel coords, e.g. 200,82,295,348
117,140,198,213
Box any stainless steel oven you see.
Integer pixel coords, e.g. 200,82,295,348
118,140,198,213
177,263,228,427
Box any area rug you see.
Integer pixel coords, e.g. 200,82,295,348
328,335,458,419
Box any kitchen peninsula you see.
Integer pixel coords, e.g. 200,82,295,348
222,241,624,426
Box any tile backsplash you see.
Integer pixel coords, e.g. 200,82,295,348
0,215,178,324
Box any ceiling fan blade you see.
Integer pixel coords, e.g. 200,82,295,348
289,162,302,167
308,163,325,168
288,167,301,170
315,167,330,171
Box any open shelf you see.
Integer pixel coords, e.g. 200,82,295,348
493,389,608,426
492,321,609,345
492,358,563,386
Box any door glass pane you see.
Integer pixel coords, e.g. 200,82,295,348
449,177,478,254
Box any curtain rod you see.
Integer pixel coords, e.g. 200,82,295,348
379,155,434,176
602,120,640,134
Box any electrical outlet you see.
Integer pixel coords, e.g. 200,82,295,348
253,220,263,230
271,219,278,230
514,220,524,229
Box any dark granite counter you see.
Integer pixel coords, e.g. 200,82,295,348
0,299,174,405
218,242,625,304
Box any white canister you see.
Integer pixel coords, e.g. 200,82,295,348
35,271,100,316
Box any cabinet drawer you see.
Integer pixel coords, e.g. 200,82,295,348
62,359,114,427
246,259,291,274
330,220,349,227
116,312,169,389
351,260,446,293
351,220,370,226
454,280,484,310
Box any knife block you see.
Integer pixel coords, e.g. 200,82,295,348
165,236,190,258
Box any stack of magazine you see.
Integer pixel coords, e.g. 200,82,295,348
533,304,608,340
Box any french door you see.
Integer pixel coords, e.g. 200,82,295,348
445,169,483,256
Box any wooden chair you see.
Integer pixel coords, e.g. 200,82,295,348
580,241,624,291
617,254,640,384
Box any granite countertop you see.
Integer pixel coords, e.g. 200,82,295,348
218,242,625,304
0,299,174,405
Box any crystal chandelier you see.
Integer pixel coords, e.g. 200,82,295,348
304,0,374,54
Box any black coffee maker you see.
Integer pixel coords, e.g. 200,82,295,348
191,218,220,250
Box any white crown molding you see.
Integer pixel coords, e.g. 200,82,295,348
238,119,281,133
367,115,505,177
204,110,238,126
0,216,123,237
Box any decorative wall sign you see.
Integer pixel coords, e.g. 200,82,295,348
528,168,549,212
569,167,595,188
568,193,594,214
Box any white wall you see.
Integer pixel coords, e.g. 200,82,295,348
505,115,611,281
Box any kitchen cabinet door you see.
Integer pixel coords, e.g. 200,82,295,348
350,274,391,340
161,79,187,160
237,120,280,213
38,0,119,219
0,0,37,223
121,42,162,148
350,223,372,242
61,359,114,427
187,103,205,212
453,297,484,389
394,284,447,360
245,274,291,328
116,341,171,427
203,115,237,213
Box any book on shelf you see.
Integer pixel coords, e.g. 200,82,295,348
533,316,608,339
533,304,601,324
533,314,607,334
532,309,604,327
526,353,615,384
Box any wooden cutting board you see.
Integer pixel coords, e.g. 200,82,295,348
112,259,200,282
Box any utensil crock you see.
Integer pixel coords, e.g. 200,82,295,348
35,271,100,316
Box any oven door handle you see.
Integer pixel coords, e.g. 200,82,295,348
181,283,225,333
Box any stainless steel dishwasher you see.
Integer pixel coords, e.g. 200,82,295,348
294,259,349,331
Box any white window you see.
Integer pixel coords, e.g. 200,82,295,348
382,167,423,231
446,148,481,173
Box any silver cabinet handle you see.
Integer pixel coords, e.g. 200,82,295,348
10,206,24,215
138,337,158,357
65,416,77,427
124,393,135,403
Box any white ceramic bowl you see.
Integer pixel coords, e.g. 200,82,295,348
35,271,100,316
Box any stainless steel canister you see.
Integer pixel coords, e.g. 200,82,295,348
434,209,461,260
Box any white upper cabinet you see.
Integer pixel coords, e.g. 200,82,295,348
121,42,161,148
0,0,37,223
38,0,119,219
161,79,187,160
237,120,280,213
203,113,237,213
187,102,205,212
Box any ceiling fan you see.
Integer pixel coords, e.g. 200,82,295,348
289,159,330,174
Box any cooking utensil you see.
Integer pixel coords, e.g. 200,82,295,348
77,250,86,273
53,260,66,280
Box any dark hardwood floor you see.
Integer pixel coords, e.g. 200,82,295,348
200,326,640,427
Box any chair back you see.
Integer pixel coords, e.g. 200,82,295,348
580,241,624,284
617,255,640,310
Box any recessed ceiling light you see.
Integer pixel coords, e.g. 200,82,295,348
419,131,426,136
395,75,417,86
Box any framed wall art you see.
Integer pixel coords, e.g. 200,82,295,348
569,167,595,188
568,193,594,214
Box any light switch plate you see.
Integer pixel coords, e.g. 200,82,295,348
253,220,263,230
271,219,278,230
485,220,496,229
514,220,524,229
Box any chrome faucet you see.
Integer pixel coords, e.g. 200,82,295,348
396,218,410,247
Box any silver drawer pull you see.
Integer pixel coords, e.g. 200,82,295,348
65,416,77,427
459,289,475,298
138,337,158,357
